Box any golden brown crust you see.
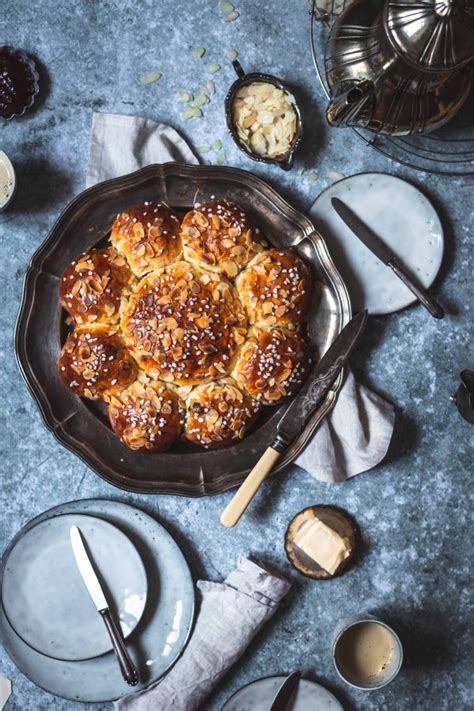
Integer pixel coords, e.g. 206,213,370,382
60,248,134,326
180,200,265,277
121,261,247,386
108,379,182,452
233,326,312,405
111,202,182,277
184,378,260,449
235,249,311,330
57,324,137,401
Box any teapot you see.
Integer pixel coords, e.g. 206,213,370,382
324,0,474,135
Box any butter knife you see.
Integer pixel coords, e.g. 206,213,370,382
331,197,444,319
220,309,368,527
70,525,139,686
269,672,300,711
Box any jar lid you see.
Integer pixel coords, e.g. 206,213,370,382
385,0,474,71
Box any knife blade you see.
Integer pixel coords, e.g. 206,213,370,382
70,526,139,686
276,308,367,446
331,197,444,319
269,672,300,711
220,310,368,527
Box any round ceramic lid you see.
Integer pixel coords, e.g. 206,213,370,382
2,513,147,661
385,0,474,71
309,173,444,315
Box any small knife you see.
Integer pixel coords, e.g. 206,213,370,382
269,672,300,711
220,309,368,527
331,197,444,319
70,526,139,686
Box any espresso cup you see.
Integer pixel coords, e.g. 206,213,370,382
332,614,403,690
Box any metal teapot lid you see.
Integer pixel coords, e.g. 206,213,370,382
385,0,474,71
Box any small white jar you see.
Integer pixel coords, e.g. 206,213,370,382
0,151,16,211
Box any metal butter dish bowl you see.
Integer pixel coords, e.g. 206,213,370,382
15,163,350,496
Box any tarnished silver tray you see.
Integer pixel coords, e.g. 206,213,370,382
15,164,351,496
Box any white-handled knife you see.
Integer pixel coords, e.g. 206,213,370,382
70,525,139,686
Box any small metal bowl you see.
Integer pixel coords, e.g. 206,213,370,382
285,504,358,579
0,46,40,120
225,60,303,171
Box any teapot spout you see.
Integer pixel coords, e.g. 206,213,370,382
326,80,375,128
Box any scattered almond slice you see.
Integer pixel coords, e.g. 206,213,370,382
327,170,346,181
193,47,206,58
193,94,209,107
182,107,203,120
220,0,234,11
226,50,238,61
215,154,225,165
204,80,215,96
206,63,221,74
197,146,211,154
177,91,193,103
142,71,162,85
224,10,240,21
213,139,223,150
308,171,319,181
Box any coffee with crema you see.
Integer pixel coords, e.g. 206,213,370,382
335,621,395,685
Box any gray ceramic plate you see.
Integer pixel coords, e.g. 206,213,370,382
2,513,147,662
222,675,344,710
0,499,195,702
309,173,444,315
15,163,351,496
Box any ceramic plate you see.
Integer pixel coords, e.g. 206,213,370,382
309,173,444,315
222,675,344,711
2,513,147,662
0,499,195,702
15,163,351,496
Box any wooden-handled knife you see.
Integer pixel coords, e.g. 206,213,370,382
220,310,368,528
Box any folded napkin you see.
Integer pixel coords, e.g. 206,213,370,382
86,112,395,481
115,557,291,711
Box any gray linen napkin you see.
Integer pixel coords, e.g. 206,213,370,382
114,557,291,711
86,112,395,481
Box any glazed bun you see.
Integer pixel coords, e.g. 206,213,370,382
184,377,260,449
60,248,134,326
108,379,182,452
180,200,265,278
236,249,311,330
233,326,311,405
121,261,247,386
57,324,137,401
111,202,182,277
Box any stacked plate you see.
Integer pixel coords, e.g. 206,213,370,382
0,499,195,703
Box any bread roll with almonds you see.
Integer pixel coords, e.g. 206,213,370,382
108,379,182,452
60,248,134,326
121,261,247,386
180,200,265,278
111,202,182,277
184,377,260,449
233,326,312,405
236,248,311,330
57,324,137,401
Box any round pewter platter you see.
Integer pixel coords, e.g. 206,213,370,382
15,163,351,496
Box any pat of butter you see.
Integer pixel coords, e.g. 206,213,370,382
294,517,351,575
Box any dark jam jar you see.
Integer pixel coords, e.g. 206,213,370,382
0,47,39,120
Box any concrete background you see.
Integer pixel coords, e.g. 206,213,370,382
0,1,472,709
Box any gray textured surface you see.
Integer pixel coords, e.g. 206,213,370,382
0,1,473,710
